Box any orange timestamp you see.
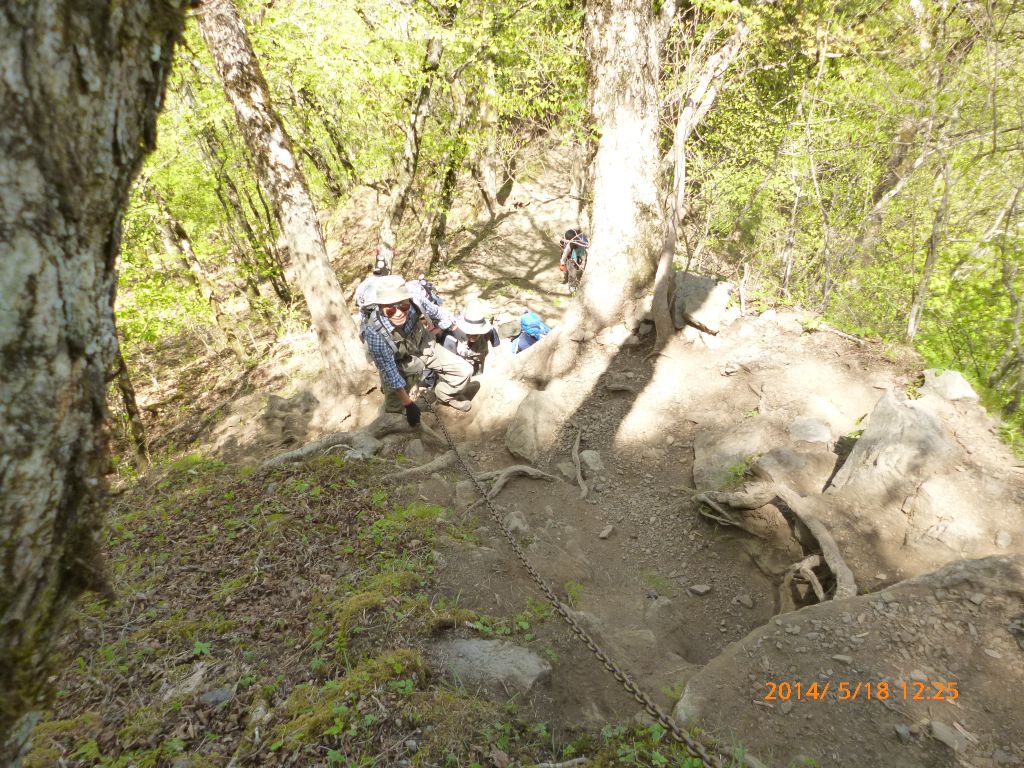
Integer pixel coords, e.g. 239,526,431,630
764,680,959,703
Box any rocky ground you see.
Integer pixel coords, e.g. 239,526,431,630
60,146,1024,768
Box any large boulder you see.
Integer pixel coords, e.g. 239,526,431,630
504,389,564,464
672,274,733,334
921,369,979,401
828,392,958,498
674,555,1024,768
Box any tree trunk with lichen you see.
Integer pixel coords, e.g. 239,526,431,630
196,0,370,392
572,0,663,334
0,1,184,752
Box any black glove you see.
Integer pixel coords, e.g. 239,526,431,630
404,401,421,427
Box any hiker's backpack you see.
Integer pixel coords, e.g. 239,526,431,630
569,233,589,265
415,275,443,306
520,311,550,339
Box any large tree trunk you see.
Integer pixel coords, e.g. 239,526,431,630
573,0,664,334
0,1,184,750
196,0,370,392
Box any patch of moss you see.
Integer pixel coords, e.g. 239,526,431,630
331,591,386,655
273,650,425,746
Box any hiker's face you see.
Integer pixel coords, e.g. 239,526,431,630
382,301,410,325
467,334,480,343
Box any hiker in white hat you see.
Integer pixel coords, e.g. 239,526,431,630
360,275,476,425
442,306,500,375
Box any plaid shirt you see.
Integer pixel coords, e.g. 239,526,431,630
363,301,446,390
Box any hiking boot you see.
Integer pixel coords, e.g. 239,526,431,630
441,398,472,412
458,381,481,401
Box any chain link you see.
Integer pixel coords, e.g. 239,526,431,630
421,403,724,768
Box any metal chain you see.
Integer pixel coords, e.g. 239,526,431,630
421,403,724,768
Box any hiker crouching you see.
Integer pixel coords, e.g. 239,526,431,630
362,275,474,425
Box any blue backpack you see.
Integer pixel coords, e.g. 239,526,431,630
520,312,550,338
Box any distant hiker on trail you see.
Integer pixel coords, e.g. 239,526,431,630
558,228,589,288
354,251,390,311
442,307,500,374
513,309,551,354
361,275,475,425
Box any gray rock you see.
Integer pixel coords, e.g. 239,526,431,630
789,417,833,444
455,480,478,509
930,720,966,752
556,461,576,480
435,638,552,694
672,273,734,334
734,594,755,609
346,431,383,460
831,654,853,665
579,450,605,479
505,390,564,464
503,509,530,537
828,392,959,496
754,448,837,496
404,438,428,464
598,525,614,539
895,724,913,744
199,686,233,706
689,584,712,596
921,369,979,401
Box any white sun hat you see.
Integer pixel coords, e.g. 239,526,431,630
372,274,411,305
460,307,492,335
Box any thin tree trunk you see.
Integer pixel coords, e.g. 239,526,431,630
113,344,151,470
180,79,293,304
377,36,445,266
472,56,501,218
906,161,952,341
0,1,184,749
653,19,748,346
146,182,250,361
196,0,370,391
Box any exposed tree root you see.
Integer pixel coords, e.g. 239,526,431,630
695,481,857,605
383,451,456,481
466,465,558,513
571,428,588,499
261,411,444,470
773,484,857,600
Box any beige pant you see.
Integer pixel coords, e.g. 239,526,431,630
382,340,473,412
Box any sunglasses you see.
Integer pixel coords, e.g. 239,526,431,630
382,301,411,317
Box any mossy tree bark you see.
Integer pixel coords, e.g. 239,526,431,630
196,0,371,392
0,0,184,750
572,0,664,334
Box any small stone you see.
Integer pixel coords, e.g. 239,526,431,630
984,648,1002,659
895,724,913,744
689,584,712,596
785,624,801,635
405,740,419,752
930,720,966,752
995,530,1013,549
199,686,233,706
969,592,986,606
665,436,675,446
780,700,793,714
455,480,478,508
734,594,755,609
831,654,854,665
598,525,614,540
910,669,928,683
